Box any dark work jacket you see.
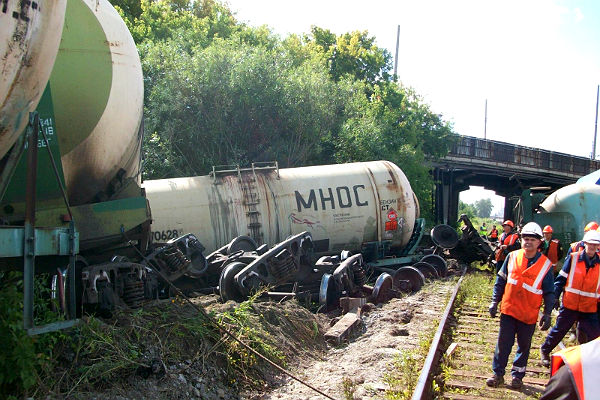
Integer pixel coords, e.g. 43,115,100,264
540,365,578,400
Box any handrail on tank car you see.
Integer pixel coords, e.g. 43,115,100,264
210,161,279,182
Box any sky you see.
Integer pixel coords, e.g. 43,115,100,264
225,0,600,214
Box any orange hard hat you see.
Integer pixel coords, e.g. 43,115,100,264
502,220,514,228
543,225,553,234
584,221,599,232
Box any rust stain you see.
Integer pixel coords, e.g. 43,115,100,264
382,161,398,187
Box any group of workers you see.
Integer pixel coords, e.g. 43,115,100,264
484,219,600,399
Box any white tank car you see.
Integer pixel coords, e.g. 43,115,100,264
537,183,600,241
47,0,144,206
0,0,66,159
144,161,419,255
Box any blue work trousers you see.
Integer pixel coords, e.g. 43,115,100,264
492,314,536,379
541,306,600,353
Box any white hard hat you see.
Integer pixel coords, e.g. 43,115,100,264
520,222,543,239
583,230,600,244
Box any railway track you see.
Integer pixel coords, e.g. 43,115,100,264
413,271,557,400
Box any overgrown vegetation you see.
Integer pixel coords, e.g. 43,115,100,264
0,271,66,399
1,273,324,398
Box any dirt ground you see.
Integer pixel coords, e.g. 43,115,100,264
253,279,457,400
57,271,461,400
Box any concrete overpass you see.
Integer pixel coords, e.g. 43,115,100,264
430,135,600,225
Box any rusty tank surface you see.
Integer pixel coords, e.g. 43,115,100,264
144,161,419,255
0,0,66,159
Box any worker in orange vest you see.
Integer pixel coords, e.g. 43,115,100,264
542,225,564,274
494,220,520,271
540,337,600,400
487,222,555,390
489,225,499,243
566,221,599,256
540,229,600,368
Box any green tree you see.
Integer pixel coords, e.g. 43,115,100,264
305,27,392,85
458,200,477,219
143,40,347,178
332,82,453,219
474,198,493,218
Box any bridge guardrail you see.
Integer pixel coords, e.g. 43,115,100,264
449,135,600,176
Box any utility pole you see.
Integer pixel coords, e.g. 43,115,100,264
593,85,599,159
393,25,400,81
484,99,488,139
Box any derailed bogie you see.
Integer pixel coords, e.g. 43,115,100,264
80,261,149,317
145,234,207,282
220,232,315,301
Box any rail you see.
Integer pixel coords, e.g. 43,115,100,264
411,265,467,400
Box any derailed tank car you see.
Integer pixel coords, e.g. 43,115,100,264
518,181,600,246
144,161,420,258
144,162,446,303
0,0,153,330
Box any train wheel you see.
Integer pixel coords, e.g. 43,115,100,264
412,262,439,280
218,262,247,302
420,254,448,277
370,273,394,304
65,256,88,318
430,224,459,249
226,236,257,254
392,266,425,292
318,273,340,312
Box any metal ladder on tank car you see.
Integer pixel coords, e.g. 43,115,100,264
210,162,280,246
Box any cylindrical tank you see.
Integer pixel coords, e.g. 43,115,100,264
0,0,66,159
537,183,600,243
144,161,419,255
48,0,144,205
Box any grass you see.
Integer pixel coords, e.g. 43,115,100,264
26,291,322,398
382,278,458,399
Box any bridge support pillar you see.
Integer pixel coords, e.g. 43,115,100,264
433,167,466,227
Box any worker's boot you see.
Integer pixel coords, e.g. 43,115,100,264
486,374,504,387
540,347,551,368
510,377,523,390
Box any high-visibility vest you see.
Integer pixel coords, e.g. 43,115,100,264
545,239,561,264
559,252,600,313
570,241,584,253
551,337,600,400
490,228,498,239
495,233,519,262
499,249,553,324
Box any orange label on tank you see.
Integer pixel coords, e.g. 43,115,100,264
385,220,398,231
386,209,398,231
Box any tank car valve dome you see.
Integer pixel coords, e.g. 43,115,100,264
542,225,553,234
521,222,543,239
584,221,599,232
583,230,600,244
502,220,514,228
